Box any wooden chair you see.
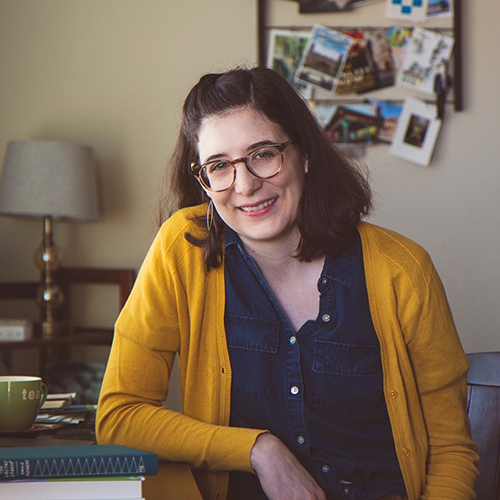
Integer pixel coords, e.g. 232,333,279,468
467,351,500,500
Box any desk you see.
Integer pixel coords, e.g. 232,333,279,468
143,462,203,500
0,427,203,500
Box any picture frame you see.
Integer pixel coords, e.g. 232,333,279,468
390,97,442,166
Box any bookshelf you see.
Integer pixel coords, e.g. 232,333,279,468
0,267,135,378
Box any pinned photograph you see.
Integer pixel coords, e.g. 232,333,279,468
336,30,376,94
267,29,312,99
427,0,452,18
358,27,397,92
324,103,379,144
390,97,442,166
398,27,454,95
387,26,413,71
295,25,353,93
385,0,428,21
366,99,403,143
298,0,354,13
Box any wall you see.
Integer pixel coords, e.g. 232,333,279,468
263,0,500,355
0,0,257,277
0,0,498,389
0,0,257,395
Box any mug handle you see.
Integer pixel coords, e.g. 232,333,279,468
38,383,48,410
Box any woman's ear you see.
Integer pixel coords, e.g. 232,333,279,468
304,156,309,174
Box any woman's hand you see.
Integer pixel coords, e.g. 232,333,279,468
250,433,326,500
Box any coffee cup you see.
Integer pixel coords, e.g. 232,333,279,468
0,376,48,431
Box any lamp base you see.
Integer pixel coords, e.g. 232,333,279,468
41,320,67,339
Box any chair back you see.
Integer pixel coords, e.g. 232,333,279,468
467,351,500,500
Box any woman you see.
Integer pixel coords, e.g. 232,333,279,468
96,67,478,500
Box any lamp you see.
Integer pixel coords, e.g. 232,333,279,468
0,140,99,338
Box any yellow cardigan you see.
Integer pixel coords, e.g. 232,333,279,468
96,204,478,500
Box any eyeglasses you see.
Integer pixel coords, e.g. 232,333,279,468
191,139,294,192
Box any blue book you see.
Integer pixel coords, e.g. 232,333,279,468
0,444,157,481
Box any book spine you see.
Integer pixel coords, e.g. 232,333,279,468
0,455,157,480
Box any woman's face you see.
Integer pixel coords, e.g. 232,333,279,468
196,107,308,252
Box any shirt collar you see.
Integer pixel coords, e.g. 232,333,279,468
224,227,356,287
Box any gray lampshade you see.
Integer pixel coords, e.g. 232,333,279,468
0,140,99,221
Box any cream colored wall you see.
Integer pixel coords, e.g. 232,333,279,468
0,0,257,279
0,0,499,377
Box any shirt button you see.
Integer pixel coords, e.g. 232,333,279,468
321,277,328,285
321,465,330,473
289,336,297,345
390,390,398,398
297,435,305,445
322,314,331,323
290,386,300,395
343,486,350,494
402,447,411,456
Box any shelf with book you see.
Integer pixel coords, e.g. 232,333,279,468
0,266,135,378
0,328,114,351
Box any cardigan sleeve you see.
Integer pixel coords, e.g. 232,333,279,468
360,223,479,499
402,263,479,499
96,216,265,473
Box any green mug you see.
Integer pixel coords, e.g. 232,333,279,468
0,376,48,431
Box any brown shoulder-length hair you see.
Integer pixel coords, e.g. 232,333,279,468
160,66,372,271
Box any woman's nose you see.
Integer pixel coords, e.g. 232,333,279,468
232,161,261,195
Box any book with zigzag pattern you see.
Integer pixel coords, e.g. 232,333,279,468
0,444,157,480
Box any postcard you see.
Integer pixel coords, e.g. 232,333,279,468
311,102,339,128
336,30,376,94
358,27,396,92
267,29,312,99
398,27,454,95
390,97,442,166
295,25,353,93
298,0,354,13
366,98,403,143
427,0,453,18
387,26,413,70
352,0,384,5
385,0,428,21
324,103,379,144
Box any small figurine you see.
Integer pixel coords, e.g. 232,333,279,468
434,59,453,121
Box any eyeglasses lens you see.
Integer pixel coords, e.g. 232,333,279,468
201,146,282,191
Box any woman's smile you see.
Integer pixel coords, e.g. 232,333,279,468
238,197,278,214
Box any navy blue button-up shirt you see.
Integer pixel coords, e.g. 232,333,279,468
224,229,405,500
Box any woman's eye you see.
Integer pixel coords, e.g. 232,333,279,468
253,149,274,161
208,161,229,173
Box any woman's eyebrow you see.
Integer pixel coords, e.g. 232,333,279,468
203,140,279,164
202,139,284,165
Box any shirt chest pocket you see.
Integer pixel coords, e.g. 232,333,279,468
311,340,383,416
226,315,279,398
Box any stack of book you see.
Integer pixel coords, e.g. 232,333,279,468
0,444,158,500
37,392,97,428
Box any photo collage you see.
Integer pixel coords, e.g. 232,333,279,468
267,0,454,165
